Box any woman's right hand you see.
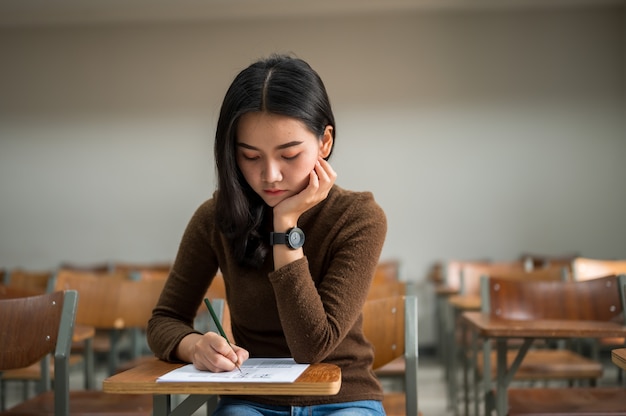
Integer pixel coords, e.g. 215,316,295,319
176,332,249,372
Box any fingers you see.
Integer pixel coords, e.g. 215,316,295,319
306,158,335,202
314,157,337,193
233,345,250,368
192,332,248,373
273,158,336,222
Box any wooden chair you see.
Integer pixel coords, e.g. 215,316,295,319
372,259,401,285
443,260,567,409
483,274,626,415
54,269,133,370
54,269,165,377
455,263,593,415
367,280,407,301
572,257,626,281
571,258,626,363
367,261,410,385
57,262,113,273
0,274,88,408
365,280,408,384
117,264,171,358
518,253,577,276
362,295,421,416
2,268,55,294
112,261,172,281
0,290,77,415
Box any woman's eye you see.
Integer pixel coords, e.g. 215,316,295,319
282,153,300,161
241,154,260,161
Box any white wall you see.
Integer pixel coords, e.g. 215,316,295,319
1,7,625,343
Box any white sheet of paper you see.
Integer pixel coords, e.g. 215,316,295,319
156,358,309,383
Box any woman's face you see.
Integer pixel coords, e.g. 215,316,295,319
236,112,332,208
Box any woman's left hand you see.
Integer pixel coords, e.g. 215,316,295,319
273,157,337,228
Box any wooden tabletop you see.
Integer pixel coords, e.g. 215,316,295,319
73,323,95,342
435,284,458,296
448,295,481,311
103,357,342,396
612,348,626,371
462,311,626,339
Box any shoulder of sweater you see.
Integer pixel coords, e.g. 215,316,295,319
186,196,218,231
327,185,384,215
306,185,386,228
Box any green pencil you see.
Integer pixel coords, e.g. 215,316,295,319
204,298,242,372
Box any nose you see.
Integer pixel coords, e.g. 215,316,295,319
262,159,282,184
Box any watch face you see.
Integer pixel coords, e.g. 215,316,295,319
287,228,305,249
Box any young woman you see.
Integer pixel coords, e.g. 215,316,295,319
147,54,388,415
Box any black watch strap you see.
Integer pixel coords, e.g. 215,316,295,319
270,227,305,249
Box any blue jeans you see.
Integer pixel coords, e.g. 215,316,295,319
212,397,385,416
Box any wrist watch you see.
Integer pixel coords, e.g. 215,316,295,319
270,227,305,249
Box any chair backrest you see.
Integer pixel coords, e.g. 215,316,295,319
362,295,419,416
462,261,567,297
519,253,577,275
0,290,77,416
572,257,626,281
58,261,113,273
4,268,55,294
0,282,43,299
443,259,492,293
54,269,165,329
366,280,406,301
481,274,623,322
372,259,401,285
113,262,172,281
131,269,170,282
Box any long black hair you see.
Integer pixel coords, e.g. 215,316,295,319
214,54,336,268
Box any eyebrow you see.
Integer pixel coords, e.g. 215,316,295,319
236,141,303,151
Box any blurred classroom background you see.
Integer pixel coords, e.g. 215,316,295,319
1,0,625,351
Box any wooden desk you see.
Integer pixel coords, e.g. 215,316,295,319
103,357,342,416
462,311,626,416
612,348,626,371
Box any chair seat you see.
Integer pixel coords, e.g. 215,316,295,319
508,387,626,415
1,355,84,380
3,390,152,415
375,356,406,378
599,337,625,347
71,330,115,353
477,349,602,380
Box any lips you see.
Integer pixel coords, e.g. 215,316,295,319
264,189,286,196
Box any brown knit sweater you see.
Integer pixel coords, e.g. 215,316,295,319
147,185,387,406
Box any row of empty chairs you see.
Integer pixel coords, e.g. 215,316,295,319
428,255,626,415
2,260,413,415
0,261,173,413
477,274,626,415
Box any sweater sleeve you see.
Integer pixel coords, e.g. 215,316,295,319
146,200,220,362
267,192,387,363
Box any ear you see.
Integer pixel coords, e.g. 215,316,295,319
319,125,334,159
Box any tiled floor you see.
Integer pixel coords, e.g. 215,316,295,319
417,354,453,416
